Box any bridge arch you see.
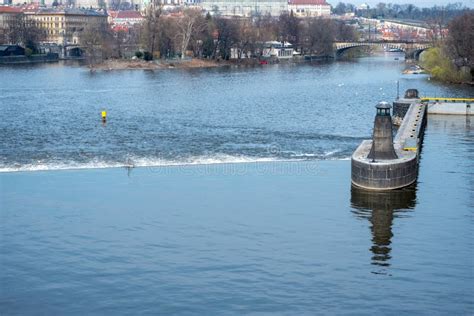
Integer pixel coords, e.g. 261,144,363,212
406,47,430,60
66,47,83,57
334,42,430,60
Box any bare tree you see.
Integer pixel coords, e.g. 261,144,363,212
214,17,240,60
5,14,45,51
253,14,278,55
113,25,140,58
334,20,356,41
141,2,163,59
446,11,474,69
175,8,206,59
82,21,112,67
278,12,300,46
233,18,256,59
113,30,127,58
158,17,178,58
188,13,214,58
301,18,335,56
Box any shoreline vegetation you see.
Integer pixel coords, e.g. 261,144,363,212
89,55,334,71
420,47,473,85
2,4,471,83
419,11,473,85
89,57,302,71
89,46,373,71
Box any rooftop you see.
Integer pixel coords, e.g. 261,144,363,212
0,6,23,13
288,0,329,5
36,8,107,16
110,10,144,19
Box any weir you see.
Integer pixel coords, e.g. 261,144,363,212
351,94,427,190
352,89,472,190
393,91,473,122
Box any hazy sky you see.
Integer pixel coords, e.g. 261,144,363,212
327,0,474,8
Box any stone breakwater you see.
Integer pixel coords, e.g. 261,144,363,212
351,99,427,190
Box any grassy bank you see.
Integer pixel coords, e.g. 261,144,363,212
420,47,472,84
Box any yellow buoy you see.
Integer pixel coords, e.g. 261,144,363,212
101,110,107,123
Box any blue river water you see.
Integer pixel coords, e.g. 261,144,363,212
0,55,471,171
0,55,473,314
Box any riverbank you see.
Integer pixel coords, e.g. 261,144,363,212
0,53,59,64
90,58,231,71
89,57,311,71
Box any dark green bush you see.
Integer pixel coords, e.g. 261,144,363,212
25,48,33,57
143,51,153,61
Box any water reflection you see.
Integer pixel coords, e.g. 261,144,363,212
351,185,417,270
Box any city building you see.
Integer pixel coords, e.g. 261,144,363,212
109,10,143,25
288,0,329,17
162,0,183,4
31,8,108,45
6,0,104,9
108,10,144,31
262,41,294,59
0,6,22,31
0,6,27,44
7,0,49,6
200,0,288,17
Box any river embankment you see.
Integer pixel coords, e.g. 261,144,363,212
0,53,59,64
88,56,311,71
90,58,234,71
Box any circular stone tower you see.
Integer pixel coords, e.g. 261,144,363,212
367,102,398,161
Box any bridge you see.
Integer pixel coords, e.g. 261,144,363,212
334,41,431,60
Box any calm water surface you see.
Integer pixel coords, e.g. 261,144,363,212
0,55,473,314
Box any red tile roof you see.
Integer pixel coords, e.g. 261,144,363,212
115,10,143,19
21,4,40,14
0,6,23,13
288,0,329,5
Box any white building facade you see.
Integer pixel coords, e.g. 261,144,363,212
262,41,294,58
288,0,329,17
200,0,288,17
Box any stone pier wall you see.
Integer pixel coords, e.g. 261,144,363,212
351,102,427,190
392,99,418,125
351,156,418,190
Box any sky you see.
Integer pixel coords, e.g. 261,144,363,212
326,0,474,8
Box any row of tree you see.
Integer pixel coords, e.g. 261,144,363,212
0,9,357,62
139,9,357,60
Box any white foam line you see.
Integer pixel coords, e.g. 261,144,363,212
0,156,279,173
0,154,351,173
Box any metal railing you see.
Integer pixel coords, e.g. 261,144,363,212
420,97,474,103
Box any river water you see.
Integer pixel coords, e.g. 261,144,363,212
0,55,471,171
0,55,473,314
